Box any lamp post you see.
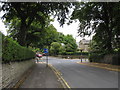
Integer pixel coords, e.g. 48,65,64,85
80,49,83,63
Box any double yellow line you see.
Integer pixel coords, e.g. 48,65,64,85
48,64,71,89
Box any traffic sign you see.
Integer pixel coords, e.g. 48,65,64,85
43,48,48,53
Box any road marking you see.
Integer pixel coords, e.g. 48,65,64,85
77,62,120,72
48,64,71,89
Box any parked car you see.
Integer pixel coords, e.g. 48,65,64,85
36,53,42,58
42,53,46,56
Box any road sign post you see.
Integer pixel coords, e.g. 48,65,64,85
46,53,48,67
43,48,49,67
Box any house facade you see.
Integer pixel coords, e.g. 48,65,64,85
79,39,90,52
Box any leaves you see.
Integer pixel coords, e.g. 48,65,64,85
72,2,120,53
2,35,35,63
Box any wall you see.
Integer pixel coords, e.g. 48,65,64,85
102,54,114,64
2,59,35,88
103,54,120,65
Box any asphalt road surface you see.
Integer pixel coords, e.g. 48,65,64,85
44,57,119,88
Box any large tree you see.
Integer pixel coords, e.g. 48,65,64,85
63,35,77,52
71,2,120,53
2,2,75,46
36,24,59,49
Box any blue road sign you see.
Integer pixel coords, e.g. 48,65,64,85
43,48,48,53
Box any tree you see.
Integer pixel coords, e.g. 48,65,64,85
64,35,77,52
2,2,75,46
59,45,66,55
36,24,59,49
50,42,61,55
71,2,120,53
2,2,47,46
57,32,65,43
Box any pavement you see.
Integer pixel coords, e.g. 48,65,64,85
19,60,63,88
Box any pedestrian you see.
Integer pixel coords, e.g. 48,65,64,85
36,52,39,63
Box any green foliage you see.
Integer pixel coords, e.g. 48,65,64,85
59,34,78,52
41,25,59,48
2,35,35,63
28,24,60,50
71,2,120,64
2,2,75,46
59,46,66,55
32,47,41,53
48,33,78,56
64,51,89,55
72,2,120,53
50,42,61,55
57,33,65,43
64,52,74,55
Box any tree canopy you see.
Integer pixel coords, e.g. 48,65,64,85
71,2,120,53
2,2,75,46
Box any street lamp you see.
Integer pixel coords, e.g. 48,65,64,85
80,49,83,63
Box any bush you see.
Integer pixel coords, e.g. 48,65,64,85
2,36,35,63
74,52,89,55
63,51,89,56
65,52,74,55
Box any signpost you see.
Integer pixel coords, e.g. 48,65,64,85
43,48,49,67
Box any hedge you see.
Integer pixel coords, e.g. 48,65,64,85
2,36,35,63
63,51,89,55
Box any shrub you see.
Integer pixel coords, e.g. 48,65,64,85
63,51,89,56
2,36,35,63
65,52,74,55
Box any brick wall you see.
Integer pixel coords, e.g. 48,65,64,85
2,59,35,88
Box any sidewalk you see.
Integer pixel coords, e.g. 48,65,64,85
19,62,63,88
77,62,120,72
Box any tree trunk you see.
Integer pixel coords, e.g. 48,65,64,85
17,20,27,46
102,3,113,52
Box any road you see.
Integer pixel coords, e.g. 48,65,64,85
45,57,118,88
